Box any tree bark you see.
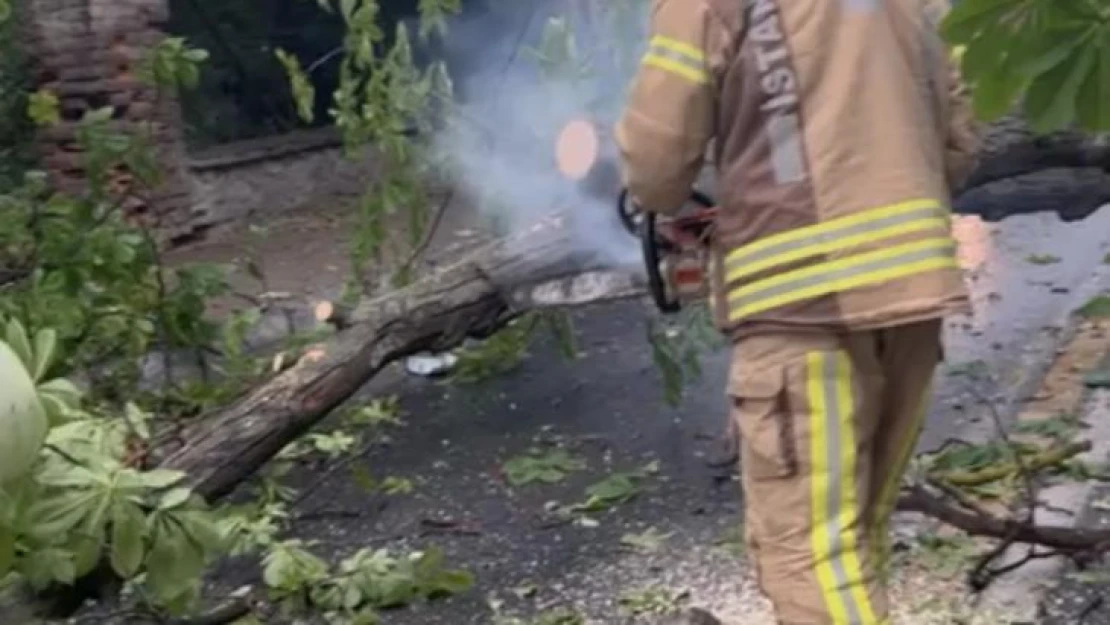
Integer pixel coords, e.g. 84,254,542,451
960,133,1110,193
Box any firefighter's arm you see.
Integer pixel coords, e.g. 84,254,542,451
615,0,728,215
943,49,981,191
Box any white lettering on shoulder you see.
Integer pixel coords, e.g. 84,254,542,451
745,0,807,184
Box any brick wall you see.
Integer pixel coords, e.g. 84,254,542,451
23,0,195,241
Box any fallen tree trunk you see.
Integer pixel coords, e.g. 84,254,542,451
960,133,1110,193
159,215,648,501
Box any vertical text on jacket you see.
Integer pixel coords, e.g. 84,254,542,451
747,0,807,185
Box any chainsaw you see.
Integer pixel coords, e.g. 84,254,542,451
616,188,718,314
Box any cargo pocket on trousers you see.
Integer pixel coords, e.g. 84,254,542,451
729,364,796,481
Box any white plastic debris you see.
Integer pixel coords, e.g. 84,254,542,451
404,351,459,377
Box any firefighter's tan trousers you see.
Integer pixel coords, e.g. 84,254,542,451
730,318,943,625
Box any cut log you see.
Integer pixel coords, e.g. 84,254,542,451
159,215,647,502
960,134,1110,193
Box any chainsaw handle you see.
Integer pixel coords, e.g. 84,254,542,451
642,212,682,314
618,188,714,235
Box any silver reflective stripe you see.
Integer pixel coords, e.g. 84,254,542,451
844,0,878,11
646,43,705,75
729,240,955,310
725,204,948,274
818,353,864,624
766,113,807,184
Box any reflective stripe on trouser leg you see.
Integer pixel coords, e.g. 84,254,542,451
871,380,933,582
808,351,881,625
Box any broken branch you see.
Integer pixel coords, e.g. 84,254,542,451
929,441,1092,487
896,485,1110,553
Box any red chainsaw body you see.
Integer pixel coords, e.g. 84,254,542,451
657,206,718,304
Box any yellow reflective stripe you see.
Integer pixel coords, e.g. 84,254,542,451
725,199,946,268
651,35,705,62
642,55,708,83
834,353,878,624
808,353,846,624
727,238,958,321
808,352,881,625
642,35,708,84
725,212,950,284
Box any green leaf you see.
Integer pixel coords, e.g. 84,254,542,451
5,319,34,370
940,0,1016,44
30,328,57,382
0,525,14,575
1076,38,1110,131
20,548,75,589
140,468,187,489
1024,43,1097,132
37,377,83,406
0,341,49,484
0,0,10,23
159,487,193,510
145,520,206,603
970,63,1028,121
26,491,98,539
110,502,146,577
1077,295,1110,319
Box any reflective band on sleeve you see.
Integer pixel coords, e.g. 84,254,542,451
642,35,709,84
728,238,958,321
726,200,951,283
808,351,881,625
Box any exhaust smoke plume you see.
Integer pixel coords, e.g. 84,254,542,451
428,1,652,270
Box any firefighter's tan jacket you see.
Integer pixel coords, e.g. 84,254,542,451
616,0,979,338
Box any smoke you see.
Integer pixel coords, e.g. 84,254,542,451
426,1,652,270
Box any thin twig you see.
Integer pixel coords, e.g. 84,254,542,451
290,437,379,510
397,187,455,275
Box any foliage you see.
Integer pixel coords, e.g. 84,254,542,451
0,0,32,187
648,307,726,406
261,542,473,624
0,40,229,405
618,587,688,617
0,325,222,613
619,526,672,553
565,461,659,515
941,0,1110,132
502,448,586,486
0,1,477,621
1077,295,1110,318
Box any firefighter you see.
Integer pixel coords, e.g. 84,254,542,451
615,0,979,623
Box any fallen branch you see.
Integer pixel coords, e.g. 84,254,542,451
896,485,1110,553
929,441,1092,487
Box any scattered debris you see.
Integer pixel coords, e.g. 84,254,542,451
618,587,690,617
620,527,673,553
1025,253,1062,265
405,351,460,377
